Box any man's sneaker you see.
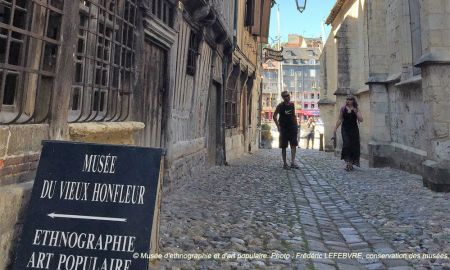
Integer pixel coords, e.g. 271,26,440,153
283,164,291,170
291,163,299,169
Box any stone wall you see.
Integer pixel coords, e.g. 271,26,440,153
318,102,336,152
0,125,48,186
225,131,245,161
319,34,337,152
322,0,450,190
355,90,370,158
421,64,450,191
421,65,450,163
69,122,145,145
165,146,207,191
0,124,49,269
0,182,33,270
387,83,426,150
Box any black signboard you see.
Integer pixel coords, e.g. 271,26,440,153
12,141,163,270
264,47,284,61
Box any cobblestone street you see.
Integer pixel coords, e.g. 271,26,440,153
156,149,450,270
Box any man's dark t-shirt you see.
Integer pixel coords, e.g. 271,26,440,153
275,102,298,129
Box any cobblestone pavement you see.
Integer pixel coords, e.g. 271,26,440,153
153,149,450,270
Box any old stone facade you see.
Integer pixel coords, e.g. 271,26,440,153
0,0,271,268
224,0,271,161
320,0,450,191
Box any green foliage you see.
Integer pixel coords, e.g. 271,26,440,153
261,124,273,141
261,130,273,141
261,123,271,131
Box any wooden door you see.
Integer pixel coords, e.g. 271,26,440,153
143,42,167,148
207,83,219,165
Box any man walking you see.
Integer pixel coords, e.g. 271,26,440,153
306,116,316,149
273,91,299,169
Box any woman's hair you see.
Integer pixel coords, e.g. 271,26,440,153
346,95,358,109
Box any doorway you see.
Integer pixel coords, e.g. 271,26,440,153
143,42,168,148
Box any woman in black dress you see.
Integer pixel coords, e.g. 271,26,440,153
333,95,363,171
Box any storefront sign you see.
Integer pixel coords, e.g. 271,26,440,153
264,47,284,61
12,141,163,270
301,109,320,116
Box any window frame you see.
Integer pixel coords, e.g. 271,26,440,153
69,0,138,123
0,0,63,124
409,0,422,76
186,30,199,76
244,0,255,27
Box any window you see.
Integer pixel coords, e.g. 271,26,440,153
304,93,308,99
70,0,137,122
245,0,255,26
310,69,316,77
149,0,175,27
317,93,320,99
309,59,315,64
225,88,238,128
225,71,239,128
304,103,309,109
409,0,421,75
186,31,199,76
311,104,315,109
0,0,63,124
311,93,314,99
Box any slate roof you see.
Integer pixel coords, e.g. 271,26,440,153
282,47,322,60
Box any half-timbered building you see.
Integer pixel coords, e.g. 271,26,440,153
0,0,271,267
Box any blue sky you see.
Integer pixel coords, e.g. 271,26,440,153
268,0,336,44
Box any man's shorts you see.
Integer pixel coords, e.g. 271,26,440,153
306,132,314,140
279,127,299,148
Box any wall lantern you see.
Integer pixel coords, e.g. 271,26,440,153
295,0,307,13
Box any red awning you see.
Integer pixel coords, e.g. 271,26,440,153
300,110,320,116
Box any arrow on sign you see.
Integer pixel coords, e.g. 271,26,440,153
47,212,127,223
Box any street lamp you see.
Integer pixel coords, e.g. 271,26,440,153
295,0,307,13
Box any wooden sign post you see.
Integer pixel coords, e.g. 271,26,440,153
12,141,164,270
